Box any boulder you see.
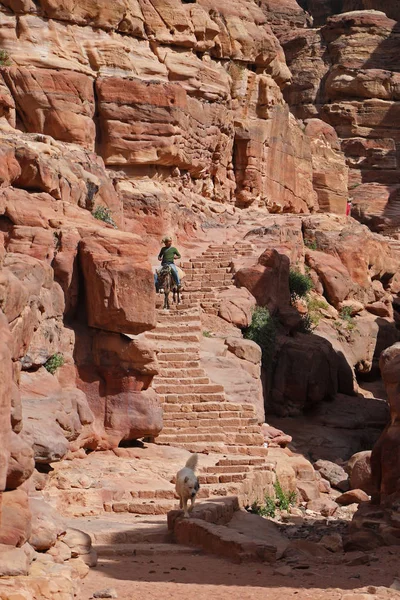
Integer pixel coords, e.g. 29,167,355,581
0,489,31,547
336,489,369,505
306,497,338,516
314,459,349,491
235,249,290,311
218,287,256,328
267,333,338,416
6,430,35,490
28,497,66,551
79,229,156,335
346,451,373,495
224,337,262,365
0,544,30,577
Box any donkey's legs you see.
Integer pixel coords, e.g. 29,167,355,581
164,290,170,310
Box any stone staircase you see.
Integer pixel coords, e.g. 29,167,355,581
179,241,255,314
147,305,265,455
148,239,265,456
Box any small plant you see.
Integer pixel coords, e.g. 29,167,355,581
0,50,11,66
298,313,313,334
203,330,212,338
243,306,277,365
274,479,297,512
306,297,329,328
339,306,357,331
304,238,317,251
246,480,296,519
44,353,64,375
92,205,117,228
339,306,353,321
289,269,314,300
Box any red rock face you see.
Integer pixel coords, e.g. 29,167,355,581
0,313,12,492
4,68,96,149
370,343,400,504
282,9,400,230
79,229,156,334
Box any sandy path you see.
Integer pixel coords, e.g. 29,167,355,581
80,547,400,600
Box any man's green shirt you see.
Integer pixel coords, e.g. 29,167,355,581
158,246,181,264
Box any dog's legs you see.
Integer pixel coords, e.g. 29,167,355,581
179,497,183,509
188,497,195,513
182,497,190,518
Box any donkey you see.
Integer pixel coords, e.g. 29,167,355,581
158,264,181,310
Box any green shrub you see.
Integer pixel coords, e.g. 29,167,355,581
203,330,212,338
44,353,64,375
298,313,313,334
274,478,296,511
304,238,317,251
289,269,313,300
306,297,329,328
247,480,296,518
0,50,11,66
92,205,117,228
339,306,353,321
243,307,277,365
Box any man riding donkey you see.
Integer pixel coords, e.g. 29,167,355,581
154,236,184,308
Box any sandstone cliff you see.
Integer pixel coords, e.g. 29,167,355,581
1,0,400,596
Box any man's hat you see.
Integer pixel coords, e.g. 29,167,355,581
162,235,172,243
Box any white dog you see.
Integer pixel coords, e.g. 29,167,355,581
175,453,200,517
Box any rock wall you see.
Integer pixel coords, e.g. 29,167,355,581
0,0,352,243
278,6,400,233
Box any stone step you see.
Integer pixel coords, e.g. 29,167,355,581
110,498,177,515
161,400,251,411
162,411,258,420
162,417,259,428
155,302,200,311
217,457,266,466
198,472,247,484
153,377,211,387
156,440,269,456
227,433,265,446
146,333,200,343
157,368,206,378
202,465,250,474
158,344,199,353
155,383,224,395
160,426,262,436
157,352,200,362
153,324,202,334
157,361,201,369
156,433,228,444
67,515,170,546
156,313,200,323
160,395,227,405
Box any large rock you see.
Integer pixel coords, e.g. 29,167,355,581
218,287,256,329
267,333,338,416
28,497,66,552
0,544,30,577
0,489,31,547
79,229,156,335
6,430,35,490
370,343,400,504
235,248,290,311
346,451,373,495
